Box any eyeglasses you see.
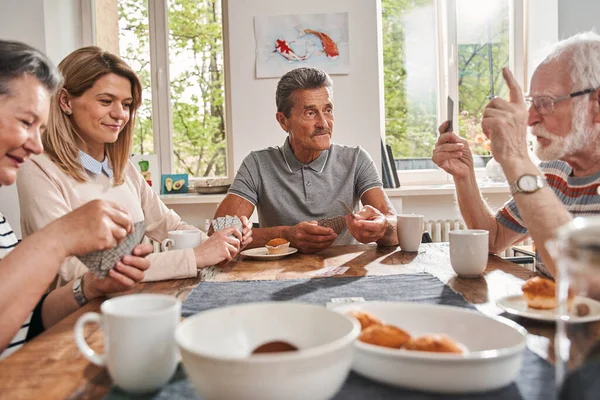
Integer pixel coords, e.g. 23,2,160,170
525,88,599,115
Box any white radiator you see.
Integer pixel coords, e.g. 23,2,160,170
424,219,532,258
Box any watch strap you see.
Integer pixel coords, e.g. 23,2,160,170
509,180,520,195
73,275,89,307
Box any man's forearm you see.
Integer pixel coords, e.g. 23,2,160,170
454,172,501,250
501,160,571,277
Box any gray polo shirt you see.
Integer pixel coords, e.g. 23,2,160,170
228,138,383,244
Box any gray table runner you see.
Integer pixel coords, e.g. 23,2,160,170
107,274,556,400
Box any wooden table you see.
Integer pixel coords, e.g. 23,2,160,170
0,243,551,399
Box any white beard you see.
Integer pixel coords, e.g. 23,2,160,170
532,99,592,161
532,127,588,161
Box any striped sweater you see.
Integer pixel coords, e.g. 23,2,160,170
496,160,600,276
0,213,30,360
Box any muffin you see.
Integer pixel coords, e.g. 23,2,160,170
521,276,574,310
347,310,383,331
358,324,411,349
404,334,464,354
265,238,290,255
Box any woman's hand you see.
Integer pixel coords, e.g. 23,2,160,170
83,243,153,299
194,227,241,268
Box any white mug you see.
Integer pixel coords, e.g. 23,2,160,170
449,230,489,278
397,214,424,252
74,294,181,393
161,230,202,251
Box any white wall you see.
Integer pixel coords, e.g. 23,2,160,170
226,0,383,174
0,0,82,238
526,0,558,87
558,0,599,39
0,0,46,50
43,0,83,63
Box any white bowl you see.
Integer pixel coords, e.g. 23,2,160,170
175,302,360,400
333,302,527,394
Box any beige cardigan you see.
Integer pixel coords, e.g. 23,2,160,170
16,153,203,288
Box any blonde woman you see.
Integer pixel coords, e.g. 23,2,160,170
17,47,251,293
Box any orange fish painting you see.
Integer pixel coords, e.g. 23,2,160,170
274,39,317,61
254,13,349,78
298,28,339,59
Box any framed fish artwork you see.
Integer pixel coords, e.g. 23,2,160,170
254,12,350,79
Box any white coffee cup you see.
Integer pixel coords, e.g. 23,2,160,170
74,294,181,393
161,230,202,251
397,214,424,252
449,229,489,278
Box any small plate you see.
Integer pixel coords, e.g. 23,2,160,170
496,294,600,323
240,247,298,260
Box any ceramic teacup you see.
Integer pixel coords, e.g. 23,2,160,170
449,229,489,277
161,230,202,251
397,214,424,252
74,294,181,393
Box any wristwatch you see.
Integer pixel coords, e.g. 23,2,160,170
73,275,89,306
509,174,546,195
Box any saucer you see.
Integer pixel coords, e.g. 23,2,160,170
240,247,298,261
496,294,600,323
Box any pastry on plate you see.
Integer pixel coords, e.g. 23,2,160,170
265,238,290,255
521,276,573,310
347,310,383,331
404,334,464,354
358,324,411,349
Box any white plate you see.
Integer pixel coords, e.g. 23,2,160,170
240,247,298,260
496,294,600,323
332,302,526,394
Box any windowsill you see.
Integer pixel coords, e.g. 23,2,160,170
161,193,229,205
160,181,509,205
386,180,509,197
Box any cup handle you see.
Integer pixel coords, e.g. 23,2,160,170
74,312,106,366
161,238,173,252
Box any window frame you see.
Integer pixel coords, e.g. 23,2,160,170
145,0,234,182
391,0,526,185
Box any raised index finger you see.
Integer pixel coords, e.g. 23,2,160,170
503,67,524,105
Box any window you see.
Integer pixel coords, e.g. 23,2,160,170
118,0,228,179
382,0,438,172
118,0,154,155
382,0,524,181
456,0,509,161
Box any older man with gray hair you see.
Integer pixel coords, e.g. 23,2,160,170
213,67,398,253
432,31,600,277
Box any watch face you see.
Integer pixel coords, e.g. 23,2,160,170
519,175,538,192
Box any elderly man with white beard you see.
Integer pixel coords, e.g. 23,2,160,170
432,31,600,278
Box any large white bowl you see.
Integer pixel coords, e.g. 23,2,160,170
175,302,360,400
333,302,527,394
